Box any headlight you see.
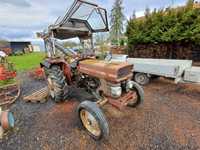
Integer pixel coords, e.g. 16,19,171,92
111,86,122,98
126,81,134,92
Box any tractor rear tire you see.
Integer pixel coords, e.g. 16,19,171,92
77,101,109,140
45,65,66,103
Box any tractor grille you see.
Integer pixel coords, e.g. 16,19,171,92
118,66,132,78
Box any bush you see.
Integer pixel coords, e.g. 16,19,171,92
126,0,200,47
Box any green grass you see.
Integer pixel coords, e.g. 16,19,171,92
0,79,16,87
8,52,45,72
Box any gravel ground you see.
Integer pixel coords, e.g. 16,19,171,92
0,74,200,150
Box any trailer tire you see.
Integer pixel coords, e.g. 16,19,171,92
77,101,109,140
151,75,160,80
45,65,66,103
128,81,144,107
134,73,150,85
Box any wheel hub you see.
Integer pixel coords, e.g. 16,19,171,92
80,109,101,137
138,75,145,82
127,89,139,106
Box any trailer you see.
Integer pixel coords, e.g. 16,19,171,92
110,55,200,85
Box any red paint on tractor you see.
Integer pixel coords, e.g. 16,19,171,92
108,91,137,110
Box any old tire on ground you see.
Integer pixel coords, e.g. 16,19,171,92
127,81,144,108
77,101,109,140
45,65,66,103
134,73,150,85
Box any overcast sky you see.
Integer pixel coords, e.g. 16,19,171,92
0,0,198,42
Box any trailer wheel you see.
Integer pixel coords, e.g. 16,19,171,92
134,73,150,85
45,65,66,103
77,101,109,140
127,81,144,107
151,75,160,80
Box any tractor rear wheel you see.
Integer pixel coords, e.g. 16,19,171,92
45,65,66,103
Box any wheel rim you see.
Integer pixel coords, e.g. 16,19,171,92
137,75,145,83
136,74,148,85
128,89,138,106
80,109,101,137
47,77,55,98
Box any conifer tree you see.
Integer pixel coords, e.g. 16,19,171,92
110,0,125,45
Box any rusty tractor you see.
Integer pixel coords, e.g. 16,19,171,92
38,0,144,140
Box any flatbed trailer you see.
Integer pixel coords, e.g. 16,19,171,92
110,55,200,85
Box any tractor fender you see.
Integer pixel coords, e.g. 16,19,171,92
40,59,72,85
40,60,51,69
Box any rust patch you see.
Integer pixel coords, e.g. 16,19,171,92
108,91,137,110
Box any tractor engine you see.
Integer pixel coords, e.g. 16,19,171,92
78,59,133,98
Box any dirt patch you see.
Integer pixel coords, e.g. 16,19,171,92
0,75,200,150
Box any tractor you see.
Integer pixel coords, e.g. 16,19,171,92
38,0,144,140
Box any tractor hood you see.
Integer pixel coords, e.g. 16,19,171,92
79,59,133,83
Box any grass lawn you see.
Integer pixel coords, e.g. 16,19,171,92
8,52,45,72
0,79,16,87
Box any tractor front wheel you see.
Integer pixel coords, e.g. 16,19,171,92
45,65,66,103
77,101,109,140
127,81,144,108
